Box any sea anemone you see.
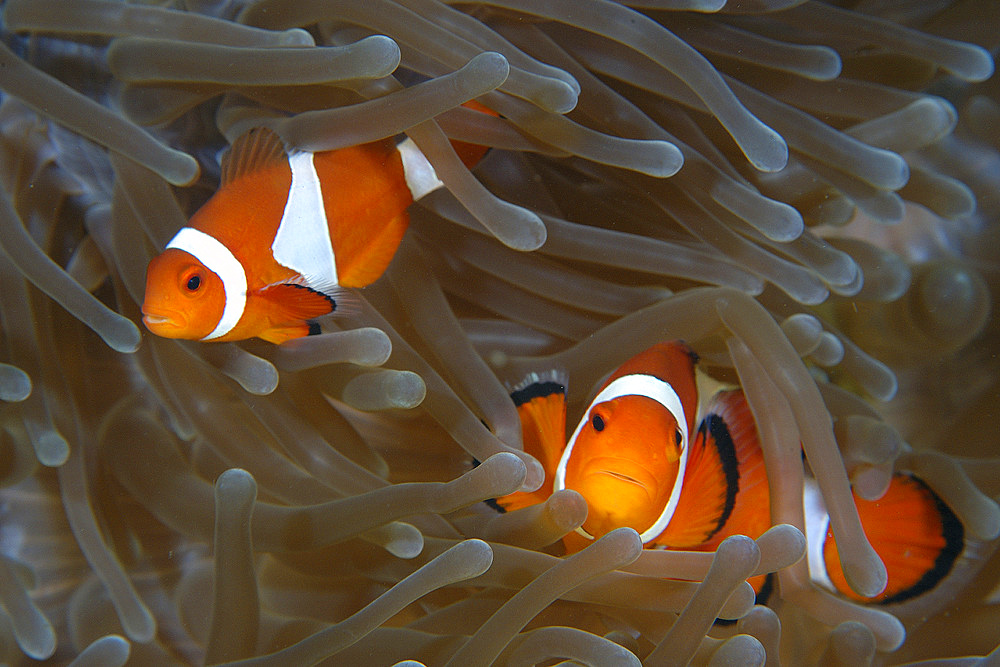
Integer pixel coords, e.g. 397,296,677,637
0,0,998,664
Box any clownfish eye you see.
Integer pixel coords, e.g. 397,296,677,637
591,414,605,432
182,268,204,293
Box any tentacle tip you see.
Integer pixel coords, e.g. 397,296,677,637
108,321,142,354
642,141,684,178
958,45,995,82
468,51,511,89
277,28,316,47
365,328,393,366
600,527,643,564
1,371,31,402
745,129,789,173
382,523,424,559
519,455,545,493
479,451,528,495
215,467,258,501
535,79,579,115
843,553,888,599
454,538,495,577
547,489,589,530
164,153,201,187
718,581,757,620
37,432,70,468
717,534,762,578
974,500,1000,541
122,609,157,645
872,614,906,653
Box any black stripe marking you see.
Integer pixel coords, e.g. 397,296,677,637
878,475,965,605
510,380,565,407
307,321,321,336
700,413,740,541
471,457,507,514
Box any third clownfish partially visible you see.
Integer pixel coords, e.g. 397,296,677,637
493,341,967,605
142,103,495,344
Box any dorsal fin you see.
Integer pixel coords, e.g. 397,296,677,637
220,127,288,186
650,389,769,550
490,370,568,514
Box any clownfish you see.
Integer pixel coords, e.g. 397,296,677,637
142,104,494,344
493,341,967,605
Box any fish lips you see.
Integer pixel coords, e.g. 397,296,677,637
141,307,187,334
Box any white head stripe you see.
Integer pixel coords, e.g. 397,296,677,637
554,373,690,544
802,478,836,593
166,227,247,340
397,137,444,200
271,151,339,293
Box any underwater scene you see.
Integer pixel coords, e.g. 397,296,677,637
0,0,998,665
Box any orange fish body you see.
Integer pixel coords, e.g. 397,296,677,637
142,107,492,344
496,341,967,606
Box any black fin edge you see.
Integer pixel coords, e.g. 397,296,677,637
510,380,565,407
878,474,965,605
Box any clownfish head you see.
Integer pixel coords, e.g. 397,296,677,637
142,247,226,340
555,372,690,542
565,395,683,538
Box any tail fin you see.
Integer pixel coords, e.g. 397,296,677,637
822,473,964,604
491,371,567,513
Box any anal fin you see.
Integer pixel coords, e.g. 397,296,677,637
259,322,315,345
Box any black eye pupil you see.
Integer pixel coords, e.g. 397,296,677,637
591,414,605,432
186,275,201,291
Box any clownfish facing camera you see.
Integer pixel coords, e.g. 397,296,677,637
494,341,968,605
142,103,494,344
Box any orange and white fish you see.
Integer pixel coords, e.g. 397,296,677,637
494,341,967,605
142,107,492,344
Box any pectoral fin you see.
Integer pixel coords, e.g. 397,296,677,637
255,282,337,344
259,282,338,321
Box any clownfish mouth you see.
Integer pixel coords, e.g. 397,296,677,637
599,470,644,486
141,308,187,332
587,457,658,490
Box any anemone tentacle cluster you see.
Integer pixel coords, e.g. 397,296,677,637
0,1,998,665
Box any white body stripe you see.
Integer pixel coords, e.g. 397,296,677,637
554,373,690,543
167,227,247,340
803,478,836,593
271,151,339,293
397,137,444,200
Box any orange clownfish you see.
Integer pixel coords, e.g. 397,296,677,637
494,341,967,605
142,105,493,344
